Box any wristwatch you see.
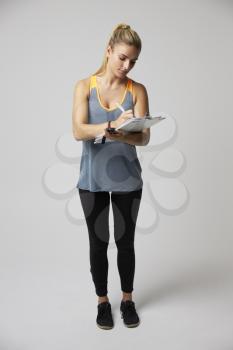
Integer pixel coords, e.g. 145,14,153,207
102,121,112,144
102,121,111,144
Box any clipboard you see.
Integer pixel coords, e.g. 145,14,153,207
93,115,166,144
115,115,165,132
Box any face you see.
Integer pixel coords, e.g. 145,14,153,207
106,43,140,78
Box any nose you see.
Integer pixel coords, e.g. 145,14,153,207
123,60,130,71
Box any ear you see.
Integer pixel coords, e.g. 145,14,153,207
106,45,113,58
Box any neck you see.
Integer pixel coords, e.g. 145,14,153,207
96,67,127,89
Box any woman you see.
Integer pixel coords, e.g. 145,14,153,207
72,23,150,329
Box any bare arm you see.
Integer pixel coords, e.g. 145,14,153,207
72,79,108,141
109,83,150,146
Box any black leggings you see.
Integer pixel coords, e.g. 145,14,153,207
78,188,143,297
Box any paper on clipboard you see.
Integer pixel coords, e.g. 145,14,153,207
115,115,166,132
93,115,166,144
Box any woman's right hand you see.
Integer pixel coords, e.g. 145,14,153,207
112,109,134,129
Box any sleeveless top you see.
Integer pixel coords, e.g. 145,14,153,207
76,74,143,192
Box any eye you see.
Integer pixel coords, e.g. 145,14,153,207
119,56,136,64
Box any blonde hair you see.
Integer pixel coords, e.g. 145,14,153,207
93,23,142,76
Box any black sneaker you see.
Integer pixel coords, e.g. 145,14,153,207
96,301,114,330
120,300,140,328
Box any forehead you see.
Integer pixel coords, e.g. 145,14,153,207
114,43,140,58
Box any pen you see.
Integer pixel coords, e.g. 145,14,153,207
115,102,125,112
115,102,135,118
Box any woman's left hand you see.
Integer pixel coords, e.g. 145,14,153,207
104,129,125,141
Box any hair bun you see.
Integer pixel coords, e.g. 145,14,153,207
115,23,131,31
121,24,130,29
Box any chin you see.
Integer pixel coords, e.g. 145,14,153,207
117,70,127,78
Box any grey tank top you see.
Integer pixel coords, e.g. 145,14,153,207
76,74,143,192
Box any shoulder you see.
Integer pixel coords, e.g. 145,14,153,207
129,78,148,104
73,76,92,99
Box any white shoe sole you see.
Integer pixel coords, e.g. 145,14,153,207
96,322,114,330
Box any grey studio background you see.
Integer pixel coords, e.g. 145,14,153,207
1,0,233,349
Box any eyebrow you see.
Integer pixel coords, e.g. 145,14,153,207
119,53,138,61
